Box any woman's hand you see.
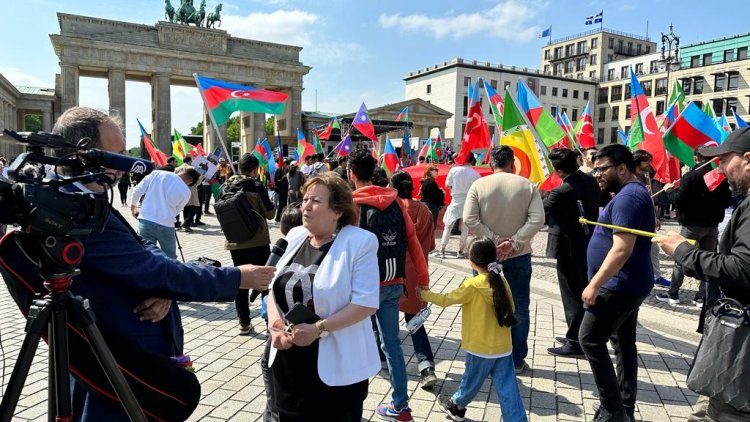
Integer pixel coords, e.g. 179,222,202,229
269,319,294,350
290,323,319,347
134,297,171,322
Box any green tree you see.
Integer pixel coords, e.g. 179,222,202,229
226,116,240,142
24,114,42,132
127,147,141,157
265,116,275,138
190,121,204,135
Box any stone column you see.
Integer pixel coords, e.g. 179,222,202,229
151,73,171,154
42,109,53,132
239,112,251,154
60,64,79,113
254,112,266,147
108,69,126,137
289,87,302,136
0,100,6,131
203,112,213,154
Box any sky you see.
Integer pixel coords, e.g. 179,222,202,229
2,0,749,148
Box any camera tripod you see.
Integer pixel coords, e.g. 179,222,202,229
0,233,146,422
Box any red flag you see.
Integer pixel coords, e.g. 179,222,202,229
455,81,491,165
353,103,378,141
630,69,670,183
576,102,595,149
703,158,726,191
137,119,167,167
540,172,562,191
189,143,206,158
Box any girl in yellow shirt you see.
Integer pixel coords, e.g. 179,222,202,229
419,237,527,421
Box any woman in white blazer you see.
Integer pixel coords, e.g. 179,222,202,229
266,172,380,421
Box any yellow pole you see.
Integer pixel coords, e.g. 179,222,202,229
578,217,697,246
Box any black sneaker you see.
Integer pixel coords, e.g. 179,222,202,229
437,395,466,421
183,227,193,233
655,292,679,305
420,367,437,389
547,343,585,359
238,323,252,336
195,221,206,226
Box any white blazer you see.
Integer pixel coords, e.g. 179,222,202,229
268,224,381,386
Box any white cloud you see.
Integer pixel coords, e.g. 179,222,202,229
0,67,50,87
302,42,370,66
378,0,542,41
221,9,318,47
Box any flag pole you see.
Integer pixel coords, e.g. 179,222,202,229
548,26,552,45
600,10,604,31
193,73,237,172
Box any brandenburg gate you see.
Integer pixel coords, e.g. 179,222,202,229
50,12,310,153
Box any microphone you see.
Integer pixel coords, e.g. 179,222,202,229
249,238,288,302
79,149,154,176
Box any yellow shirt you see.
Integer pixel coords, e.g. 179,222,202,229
421,273,514,356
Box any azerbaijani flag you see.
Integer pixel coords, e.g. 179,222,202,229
195,74,289,126
334,133,353,156
296,129,316,161
137,119,168,167
718,115,732,140
381,137,400,177
318,117,340,140
517,79,566,148
663,102,724,166
483,80,504,129
629,68,670,182
427,132,442,161
396,106,408,123
353,102,378,141
419,139,431,159
259,138,277,174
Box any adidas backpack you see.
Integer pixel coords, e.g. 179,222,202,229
359,202,407,281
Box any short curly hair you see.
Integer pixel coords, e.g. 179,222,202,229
301,172,357,228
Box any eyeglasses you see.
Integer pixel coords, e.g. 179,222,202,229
592,164,616,174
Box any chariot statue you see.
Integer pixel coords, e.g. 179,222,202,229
206,4,222,29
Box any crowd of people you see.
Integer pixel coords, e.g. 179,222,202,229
1,106,749,422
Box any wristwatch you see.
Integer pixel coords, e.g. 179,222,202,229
316,319,329,338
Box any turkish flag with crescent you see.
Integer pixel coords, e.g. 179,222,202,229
455,81,491,165
630,69,670,183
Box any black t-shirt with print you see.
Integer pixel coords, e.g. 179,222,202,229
270,238,367,418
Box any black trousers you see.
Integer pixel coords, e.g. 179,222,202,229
202,185,213,213
579,288,645,418
274,190,288,222
555,240,588,344
117,184,129,205
182,206,200,227
230,245,271,325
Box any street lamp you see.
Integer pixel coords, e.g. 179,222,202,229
657,24,680,110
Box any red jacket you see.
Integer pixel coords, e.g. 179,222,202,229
352,185,430,289
400,198,435,314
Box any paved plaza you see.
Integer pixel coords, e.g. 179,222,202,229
0,207,704,421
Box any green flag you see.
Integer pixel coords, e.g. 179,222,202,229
669,81,686,109
628,112,643,151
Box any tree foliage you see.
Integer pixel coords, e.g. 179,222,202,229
226,116,240,142
190,121,204,135
24,114,42,132
265,116,275,138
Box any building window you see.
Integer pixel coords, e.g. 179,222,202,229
551,106,558,116
612,106,620,121
573,90,579,99
577,58,586,71
690,56,700,67
715,74,726,92
598,107,606,122
703,53,713,66
694,100,703,109
649,60,658,73
590,55,597,65
620,66,628,79
645,46,651,53
637,44,642,55
544,50,550,60
624,83,631,100
625,104,631,120
540,85,547,95
642,80,652,96
608,38,614,49
725,49,735,62
577,41,587,54
562,89,568,98
554,47,563,60
490,79,498,89
577,73,584,80
562,107,568,116
683,79,692,95
607,69,615,80
713,99,724,117
566,43,575,57
597,128,605,144
739,47,748,61
554,63,563,75
464,76,471,87
598,88,608,103
463,96,468,116
572,108,579,121
589,70,597,79
426,84,431,94
584,91,590,100
552,87,558,96
611,127,619,144
608,54,614,63
694,78,704,94
544,64,550,73
727,98,738,114
634,63,643,74
655,78,668,96
656,101,665,116
566,60,574,73
591,38,598,49
618,39,624,51
611,85,622,101
504,81,511,91
728,74,739,90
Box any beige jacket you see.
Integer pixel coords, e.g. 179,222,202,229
463,171,545,259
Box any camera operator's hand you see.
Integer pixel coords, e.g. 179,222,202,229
134,297,171,322
238,265,275,291
131,205,140,218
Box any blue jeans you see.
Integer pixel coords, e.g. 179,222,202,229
453,353,527,421
501,254,532,366
138,219,177,259
404,313,435,371
376,284,409,410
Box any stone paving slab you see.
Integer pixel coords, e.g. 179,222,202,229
0,207,700,421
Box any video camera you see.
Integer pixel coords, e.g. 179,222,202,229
0,129,153,237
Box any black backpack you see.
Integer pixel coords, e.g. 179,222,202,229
214,185,265,243
359,202,407,281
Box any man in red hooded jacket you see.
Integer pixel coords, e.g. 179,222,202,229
348,149,428,422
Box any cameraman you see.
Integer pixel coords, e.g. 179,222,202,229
8,107,276,421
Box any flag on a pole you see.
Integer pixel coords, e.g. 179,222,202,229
418,139,431,159
629,68,670,182
276,126,284,168
663,102,724,166
259,138,277,174
733,110,749,128
137,119,168,167
500,90,549,184
538,27,551,38
381,137,400,177
669,81,687,110
574,101,595,148
189,143,206,158
352,103,378,141
396,106,408,123
517,80,567,148
456,80,491,165
312,130,324,153
172,129,192,164
333,133,353,156
427,132,442,161
296,129,316,161
703,158,727,192
318,116,339,140
617,130,629,145
194,75,288,126
585,11,603,25
483,80,505,129
718,115,732,140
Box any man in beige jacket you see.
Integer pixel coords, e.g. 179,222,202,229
463,146,545,374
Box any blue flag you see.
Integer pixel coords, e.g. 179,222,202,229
733,110,749,128
585,11,603,25
538,27,551,38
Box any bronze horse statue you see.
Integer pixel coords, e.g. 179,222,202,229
206,4,222,29
165,0,175,23
176,0,196,25
189,0,206,27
